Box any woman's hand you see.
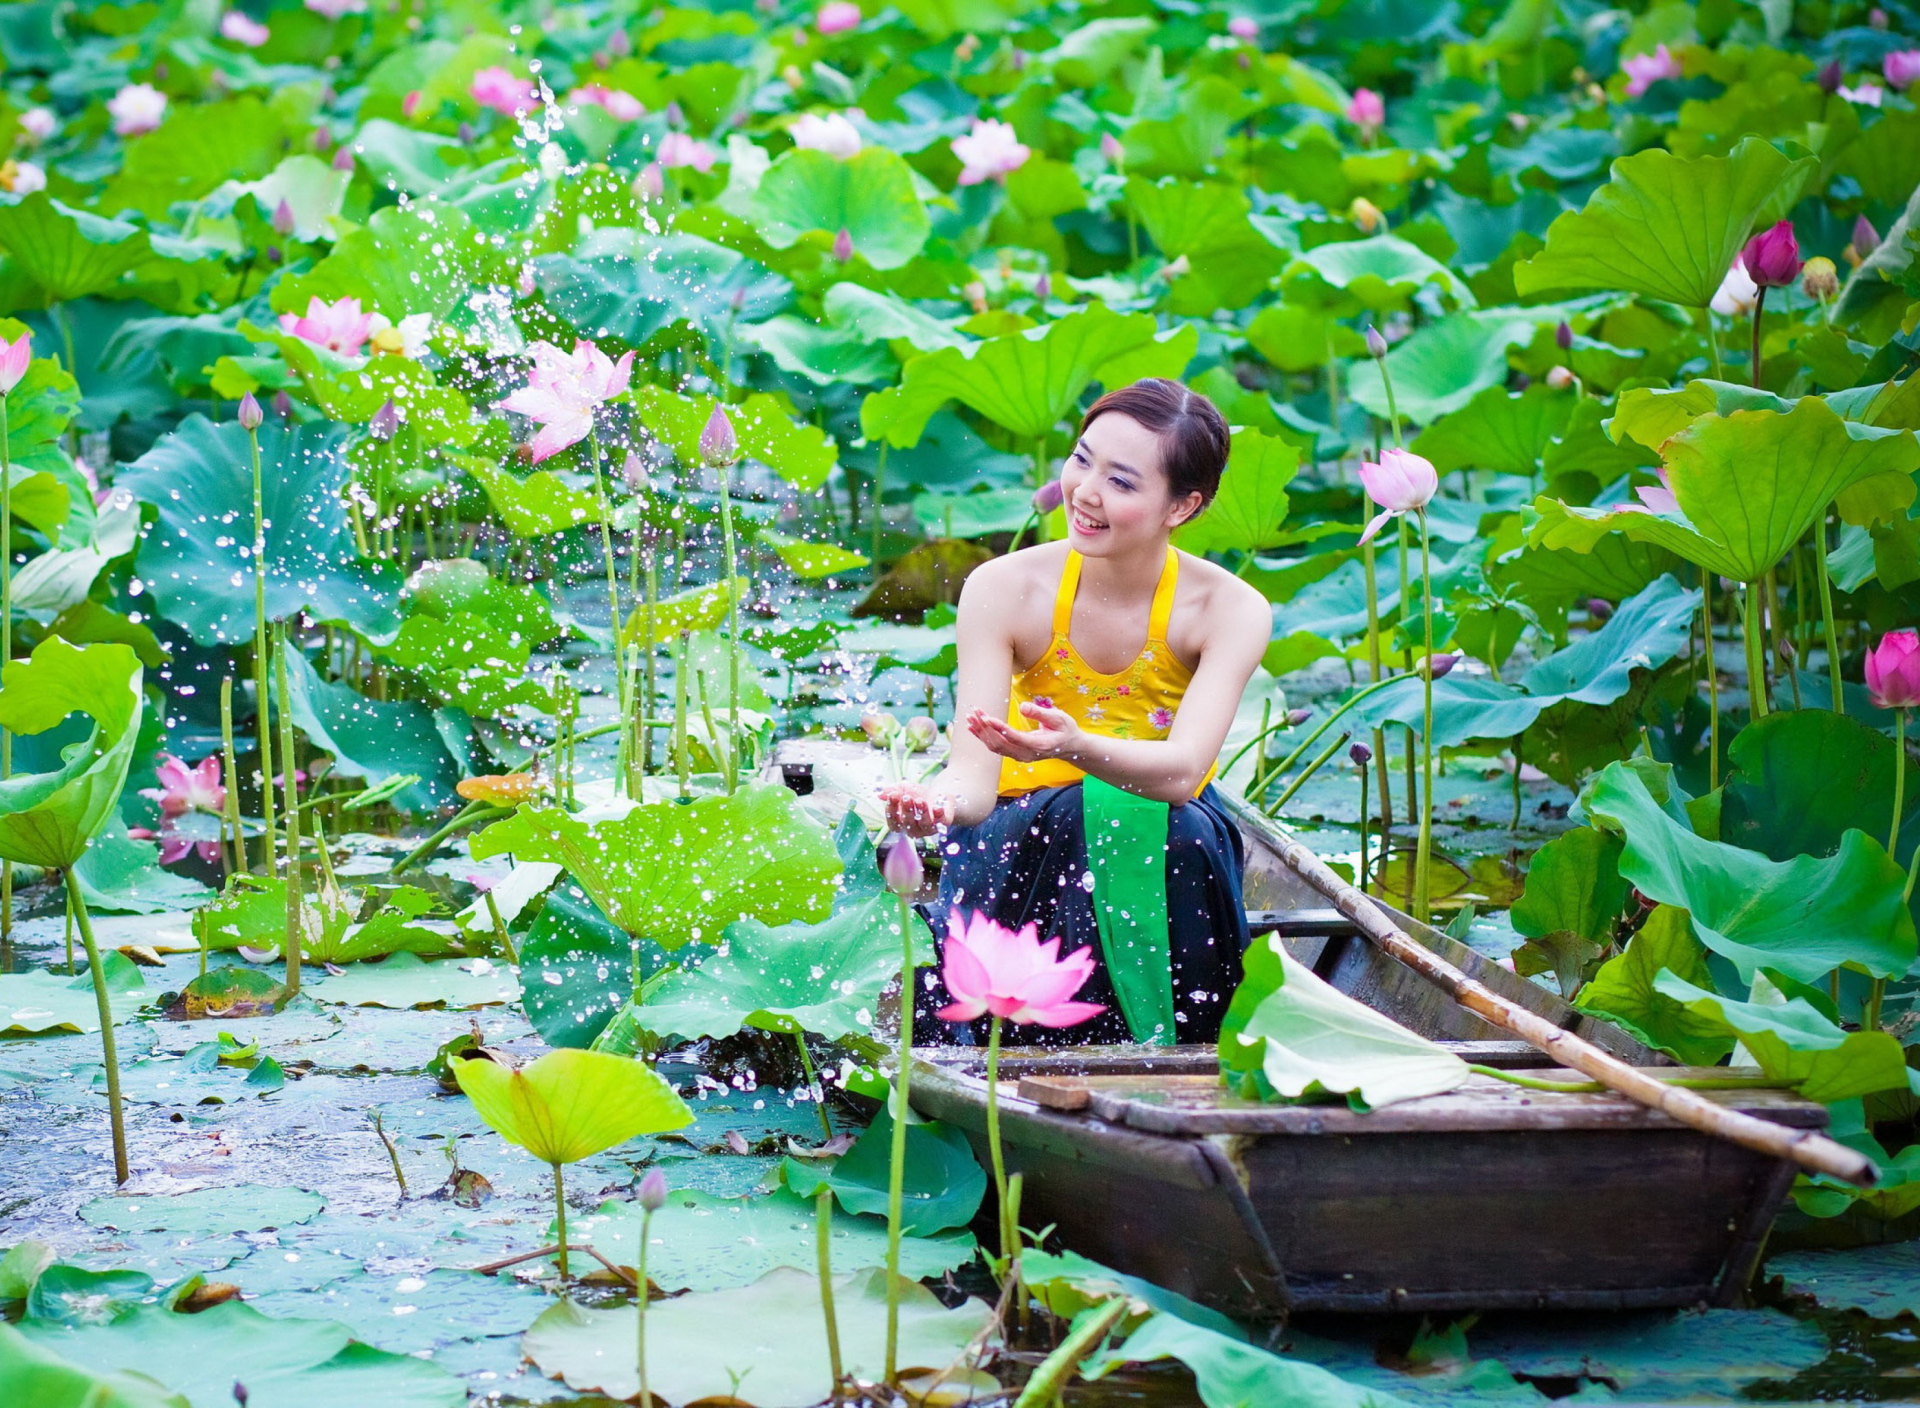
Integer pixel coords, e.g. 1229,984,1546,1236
879,781,953,838
966,702,1082,764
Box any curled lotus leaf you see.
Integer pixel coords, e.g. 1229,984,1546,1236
0,638,143,871
452,1046,691,1165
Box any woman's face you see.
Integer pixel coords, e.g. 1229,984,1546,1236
1059,412,1203,558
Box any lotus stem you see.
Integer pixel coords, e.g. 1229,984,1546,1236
637,1204,653,1407
1360,514,1393,845
883,889,916,1385
1223,672,1406,784
552,1163,569,1280
1510,735,1524,832
792,1030,832,1142
1815,517,1844,713
717,463,741,794
221,676,243,878
67,875,128,1184
483,891,517,965
1262,730,1352,818
1414,509,1436,924
871,442,887,571
585,432,629,795
1703,572,1721,791
247,418,276,870
985,1016,1011,1265
1750,287,1766,390
673,629,691,802
276,627,302,997
816,1186,844,1395
371,1109,407,1197
391,799,509,875
1744,579,1769,718
641,550,658,778
1011,1295,1131,1408
1,388,12,947
1356,756,1371,893
1397,516,1416,825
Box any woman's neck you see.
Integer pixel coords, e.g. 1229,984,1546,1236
1073,535,1170,605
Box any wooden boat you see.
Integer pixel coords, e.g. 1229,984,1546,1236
774,739,1827,1317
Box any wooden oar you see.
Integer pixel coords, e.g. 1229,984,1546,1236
1263,828,1877,1187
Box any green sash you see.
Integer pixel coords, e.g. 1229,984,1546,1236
1082,776,1176,1045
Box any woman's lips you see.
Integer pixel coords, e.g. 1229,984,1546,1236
1070,506,1107,533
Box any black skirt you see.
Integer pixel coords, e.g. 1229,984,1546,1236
917,782,1251,1046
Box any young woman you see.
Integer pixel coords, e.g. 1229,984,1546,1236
880,378,1271,1046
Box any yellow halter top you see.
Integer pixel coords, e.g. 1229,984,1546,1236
998,547,1210,797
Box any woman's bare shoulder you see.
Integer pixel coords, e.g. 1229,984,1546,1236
1173,550,1271,643
961,541,1069,610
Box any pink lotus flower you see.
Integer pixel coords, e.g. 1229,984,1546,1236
934,911,1106,1028
658,131,716,172
1032,478,1063,514
472,67,539,119
108,83,167,137
1839,81,1884,106
952,118,1029,186
633,162,666,200
1884,50,1920,90
816,1,861,34
791,111,861,158
1710,257,1759,317
1346,87,1385,134
133,823,222,867
304,0,366,17
568,84,644,121
140,753,226,819
1621,43,1682,97
17,108,54,143
277,295,380,357
1633,468,1681,516
1357,447,1438,545
0,333,31,395
497,338,636,463
3,161,43,196
1740,220,1802,288
219,11,270,46
1228,16,1259,40
1867,630,1920,710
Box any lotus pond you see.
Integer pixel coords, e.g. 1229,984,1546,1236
6,0,1920,1403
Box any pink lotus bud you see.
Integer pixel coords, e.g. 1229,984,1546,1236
1584,598,1614,621
1286,707,1313,727
1872,8,1891,29
18,108,55,143
271,198,295,235
1159,254,1190,280
1228,16,1259,40
1032,479,1064,514
905,716,939,750
638,1167,669,1212
402,90,422,119
1817,60,1843,93
1421,653,1459,681
665,101,684,126
1100,132,1124,166
332,147,355,172
1364,326,1388,359
1349,741,1372,766
634,162,665,200
1346,87,1385,131
832,226,854,262
699,404,739,467
272,390,293,418
1884,49,1920,88
816,1,861,34
0,333,30,396
1554,321,1573,350
311,125,330,150
877,831,924,896
860,710,899,745
1853,215,1881,260
1357,447,1438,544
1739,220,1802,288
458,121,476,145
1866,630,1920,709
1545,366,1575,390
369,397,401,441
1779,636,1797,665
1033,272,1051,300
237,392,264,430
608,29,631,56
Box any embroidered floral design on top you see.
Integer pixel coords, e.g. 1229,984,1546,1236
1149,707,1174,731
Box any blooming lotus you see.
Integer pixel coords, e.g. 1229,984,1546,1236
1,161,44,196
1633,468,1681,517
951,118,1029,186
17,108,54,143
1740,221,1801,288
497,338,636,463
934,910,1106,1028
1839,82,1884,106
816,1,861,34
0,333,30,395
472,67,538,119
140,753,226,819
1710,257,1759,317
791,111,862,158
107,83,167,136
1357,447,1438,545
1346,87,1385,134
1621,43,1681,97
568,84,643,121
369,312,433,359
219,10,269,45
1867,631,1920,711
1884,50,1920,90
277,296,380,357
304,0,366,15
1228,16,1259,39
658,131,716,172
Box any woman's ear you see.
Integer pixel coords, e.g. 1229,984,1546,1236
1165,491,1205,529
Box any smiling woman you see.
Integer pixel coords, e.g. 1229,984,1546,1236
881,379,1271,1046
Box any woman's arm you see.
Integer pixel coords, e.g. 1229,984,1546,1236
880,562,1019,834
967,578,1270,804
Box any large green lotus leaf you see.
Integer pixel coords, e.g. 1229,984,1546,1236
1575,904,1737,1066
1087,1311,1399,1408
1607,378,1787,452
1173,428,1300,555
1580,761,1918,983
517,881,688,1048
1509,827,1630,999
629,385,836,491
1489,534,1681,613
0,638,142,871
280,648,462,813
1412,384,1574,477
1721,709,1918,864
272,200,503,323
14,1301,463,1408
101,97,285,219
1652,971,1913,1103
738,315,900,386
1245,301,1369,373
1218,936,1468,1111
191,873,366,964
456,457,603,536
1345,307,1581,424
118,416,404,648
0,1325,188,1408
533,230,792,353
471,785,840,950
576,1187,974,1292
1289,234,1475,312
746,148,930,271
0,194,215,310
0,325,81,500
1513,136,1817,306
860,304,1196,449
524,1265,991,1405
1124,177,1286,315
821,282,971,355
377,611,546,717
911,487,1031,540
0,952,145,1036
783,1112,986,1236
635,893,931,1045
454,1046,691,1165
308,950,519,1010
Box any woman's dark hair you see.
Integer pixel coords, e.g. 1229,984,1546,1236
1078,378,1230,510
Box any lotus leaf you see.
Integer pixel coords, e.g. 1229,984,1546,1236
1346,307,1589,424
1087,1310,1404,1408
821,282,971,354
1290,234,1474,312
517,881,685,1048
279,647,464,812
0,638,142,871
534,230,793,353
0,952,145,1036
1720,709,1919,865
1513,136,1816,307
0,194,219,309
1412,384,1575,478
272,200,501,324
1219,936,1468,1110
1126,177,1287,315
470,784,840,950
523,1265,991,1405
1173,428,1300,556
118,416,404,648
785,1112,987,1235
453,1046,690,1165
746,147,931,270
1580,762,1917,983
1509,827,1630,999
308,951,518,1010
1574,905,1739,1066
457,458,603,536
630,385,836,490
739,315,900,386
0,1325,188,1408
757,528,869,579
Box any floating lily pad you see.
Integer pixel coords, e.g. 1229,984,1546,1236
79,1186,324,1240
1770,1242,1920,1320
307,953,520,1010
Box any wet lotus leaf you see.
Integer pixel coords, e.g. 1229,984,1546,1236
575,1186,975,1292
190,874,352,966
271,199,502,326
523,1265,992,1405
0,952,146,1035
0,1239,55,1300
163,966,286,1021
81,1186,323,1240
533,230,793,356
630,384,838,492
25,1264,154,1325
308,952,519,1010
0,638,144,871
279,646,465,813
516,880,684,1048
1465,1307,1827,1398
13,1300,464,1408
455,1045,691,1167
0,1324,189,1408
784,1111,986,1235
756,528,869,580
110,1044,286,1106
456,457,602,537
246,1267,549,1356
1769,1241,1920,1320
